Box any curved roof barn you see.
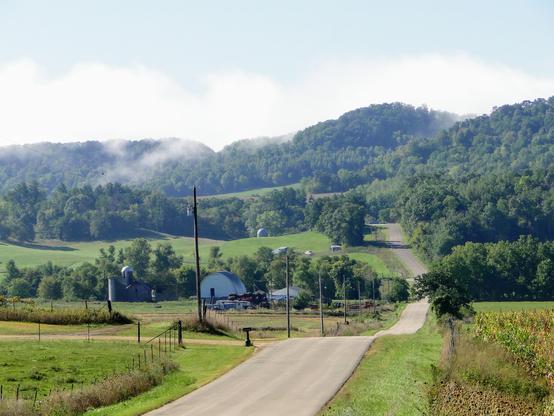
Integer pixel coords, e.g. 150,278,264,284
200,271,247,299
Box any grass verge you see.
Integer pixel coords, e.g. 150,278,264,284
84,344,253,416
321,317,442,416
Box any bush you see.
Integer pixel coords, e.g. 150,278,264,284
293,291,312,310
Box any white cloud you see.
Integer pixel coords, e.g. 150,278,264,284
0,54,553,150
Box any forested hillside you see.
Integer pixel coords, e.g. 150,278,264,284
0,103,457,196
0,97,553,251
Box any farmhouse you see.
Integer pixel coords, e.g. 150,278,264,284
201,271,247,300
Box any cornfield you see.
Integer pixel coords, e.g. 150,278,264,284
475,310,554,386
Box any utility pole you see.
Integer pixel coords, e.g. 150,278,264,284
285,253,291,338
358,280,361,318
343,272,347,324
318,268,324,336
193,186,202,322
372,277,376,314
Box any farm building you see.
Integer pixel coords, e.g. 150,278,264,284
269,286,302,301
201,271,247,300
257,228,269,237
330,244,342,252
108,266,153,302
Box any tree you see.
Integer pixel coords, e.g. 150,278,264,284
37,276,62,299
5,260,20,281
227,255,262,292
176,265,197,297
95,246,119,278
293,291,312,310
327,256,355,299
415,269,471,318
148,243,183,289
208,246,224,269
385,278,410,302
7,278,32,297
151,243,183,275
124,239,152,279
293,258,317,295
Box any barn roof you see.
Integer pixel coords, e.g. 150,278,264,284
201,270,246,295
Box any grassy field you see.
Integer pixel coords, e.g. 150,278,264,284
86,344,252,416
0,230,391,276
473,301,554,312
0,339,251,415
0,320,97,335
199,183,302,199
321,317,442,416
0,340,149,398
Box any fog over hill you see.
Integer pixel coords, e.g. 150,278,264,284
0,102,459,195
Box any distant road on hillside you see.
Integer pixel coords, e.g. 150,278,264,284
146,224,429,416
379,223,428,277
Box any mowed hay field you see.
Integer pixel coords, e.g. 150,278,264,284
0,231,391,276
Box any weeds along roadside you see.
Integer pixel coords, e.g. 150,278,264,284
429,312,554,416
0,356,178,416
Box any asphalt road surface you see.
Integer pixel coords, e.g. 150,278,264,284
146,224,430,416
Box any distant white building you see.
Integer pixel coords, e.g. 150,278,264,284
257,228,269,237
269,286,302,301
200,271,247,300
330,244,342,253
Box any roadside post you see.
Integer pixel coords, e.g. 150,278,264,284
272,246,291,338
243,327,253,347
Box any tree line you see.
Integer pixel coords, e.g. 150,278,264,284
416,236,554,317
0,239,408,303
0,182,367,246
396,168,554,261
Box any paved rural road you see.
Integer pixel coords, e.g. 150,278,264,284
146,224,430,416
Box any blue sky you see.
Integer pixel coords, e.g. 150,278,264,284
1,0,553,149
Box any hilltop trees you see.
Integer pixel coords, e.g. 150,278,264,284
0,104,456,196
416,236,554,317
398,169,554,260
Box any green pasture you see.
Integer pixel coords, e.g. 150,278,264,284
0,230,392,275
0,320,99,336
0,340,148,398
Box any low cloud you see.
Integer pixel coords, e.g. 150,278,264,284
0,54,553,150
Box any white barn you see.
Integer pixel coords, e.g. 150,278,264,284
201,271,247,300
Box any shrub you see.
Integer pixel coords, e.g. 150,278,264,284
293,291,312,310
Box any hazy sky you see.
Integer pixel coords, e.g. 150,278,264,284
1,0,553,149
